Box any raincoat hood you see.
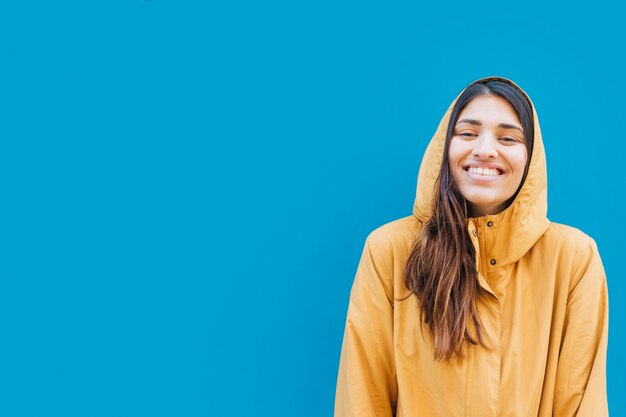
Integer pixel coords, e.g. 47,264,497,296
413,75,550,268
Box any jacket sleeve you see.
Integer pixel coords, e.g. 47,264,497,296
553,239,609,416
334,235,398,417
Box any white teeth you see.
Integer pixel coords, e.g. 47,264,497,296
467,167,500,176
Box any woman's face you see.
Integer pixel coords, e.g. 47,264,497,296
448,94,528,217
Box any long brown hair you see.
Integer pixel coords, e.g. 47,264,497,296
401,80,535,362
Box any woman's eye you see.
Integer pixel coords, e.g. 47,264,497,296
500,137,518,143
459,133,476,137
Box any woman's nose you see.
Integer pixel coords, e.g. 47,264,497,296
472,134,499,159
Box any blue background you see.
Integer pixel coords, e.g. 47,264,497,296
1,1,624,416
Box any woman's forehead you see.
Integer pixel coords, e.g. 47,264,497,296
457,95,521,126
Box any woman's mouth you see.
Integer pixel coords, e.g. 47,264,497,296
464,166,503,176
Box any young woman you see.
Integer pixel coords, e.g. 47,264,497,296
334,76,609,417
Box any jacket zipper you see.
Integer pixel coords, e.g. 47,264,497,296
475,218,487,277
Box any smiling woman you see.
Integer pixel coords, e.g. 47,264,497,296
334,76,609,417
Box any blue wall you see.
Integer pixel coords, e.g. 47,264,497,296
2,1,624,415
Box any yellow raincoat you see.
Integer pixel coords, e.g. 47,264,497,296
334,76,609,416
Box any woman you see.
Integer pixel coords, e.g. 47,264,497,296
334,76,609,416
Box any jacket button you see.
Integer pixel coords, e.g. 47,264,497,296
487,221,493,227
490,259,496,265
472,230,477,237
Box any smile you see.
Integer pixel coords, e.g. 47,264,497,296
464,167,503,176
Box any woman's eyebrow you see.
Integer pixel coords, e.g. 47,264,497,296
456,118,524,133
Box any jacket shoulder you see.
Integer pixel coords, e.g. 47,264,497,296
543,222,603,295
362,215,421,274
543,222,598,249
366,215,421,245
